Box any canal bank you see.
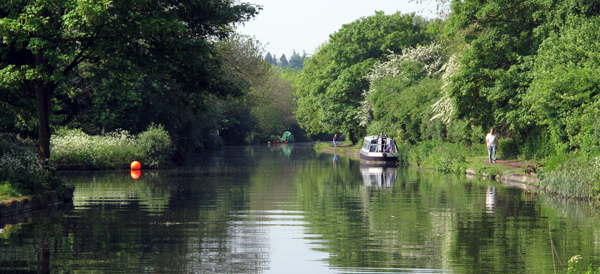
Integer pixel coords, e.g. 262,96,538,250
318,144,538,188
0,186,74,217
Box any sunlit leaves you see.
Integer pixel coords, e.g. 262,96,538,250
295,12,432,140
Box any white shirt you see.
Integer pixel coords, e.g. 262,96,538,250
486,133,498,146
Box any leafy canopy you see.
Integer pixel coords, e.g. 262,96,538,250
295,11,433,142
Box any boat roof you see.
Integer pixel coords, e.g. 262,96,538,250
363,135,391,139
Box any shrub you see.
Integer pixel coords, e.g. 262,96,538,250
0,134,62,196
406,141,470,173
136,124,174,167
498,138,520,159
51,125,173,169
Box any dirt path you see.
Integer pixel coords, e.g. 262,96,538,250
331,144,536,170
482,159,538,171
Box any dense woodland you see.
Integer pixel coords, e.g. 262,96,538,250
2,0,600,198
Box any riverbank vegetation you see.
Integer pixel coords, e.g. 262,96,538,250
51,125,173,169
0,134,62,199
3,0,600,202
294,2,600,200
1,1,308,195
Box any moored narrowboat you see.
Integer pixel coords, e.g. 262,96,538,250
359,135,398,165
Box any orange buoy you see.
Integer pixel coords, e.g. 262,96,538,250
131,161,141,170
130,169,141,180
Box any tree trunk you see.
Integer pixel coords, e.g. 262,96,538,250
36,80,52,161
34,52,54,162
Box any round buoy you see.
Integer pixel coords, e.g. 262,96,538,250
130,169,141,180
285,141,288,144
131,161,141,170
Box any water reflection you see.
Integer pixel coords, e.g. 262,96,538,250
486,186,497,213
0,144,600,273
360,164,397,188
282,143,293,157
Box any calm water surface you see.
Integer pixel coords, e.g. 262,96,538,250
1,143,600,273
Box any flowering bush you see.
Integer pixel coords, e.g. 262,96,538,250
51,124,173,169
0,134,61,196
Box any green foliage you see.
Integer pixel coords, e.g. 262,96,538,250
527,15,600,153
536,152,600,199
216,35,302,145
50,125,173,169
371,77,442,144
295,11,434,143
287,50,307,70
441,0,600,163
497,138,520,160
568,255,600,274
136,124,174,167
405,141,473,173
0,182,21,199
0,134,62,196
0,0,260,159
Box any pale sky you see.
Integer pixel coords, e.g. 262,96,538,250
237,0,439,59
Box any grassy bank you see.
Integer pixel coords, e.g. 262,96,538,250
397,140,516,176
50,124,174,169
0,124,174,199
319,138,600,201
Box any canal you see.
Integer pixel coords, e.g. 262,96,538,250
1,143,599,273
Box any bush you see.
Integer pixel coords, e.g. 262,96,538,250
498,138,520,159
136,124,173,167
0,134,62,196
405,141,470,173
51,124,173,169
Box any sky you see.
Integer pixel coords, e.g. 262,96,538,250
237,0,439,59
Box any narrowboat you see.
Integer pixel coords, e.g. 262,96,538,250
359,135,399,165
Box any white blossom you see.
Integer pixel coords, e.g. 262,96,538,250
357,43,445,126
430,52,461,123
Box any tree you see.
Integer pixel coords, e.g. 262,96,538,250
360,44,445,143
265,52,275,66
445,0,600,132
287,50,306,70
526,15,600,151
216,34,300,144
295,11,433,143
0,0,259,161
278,54,289,68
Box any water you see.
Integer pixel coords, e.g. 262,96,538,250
1,143,600,273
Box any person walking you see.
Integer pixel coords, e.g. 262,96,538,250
333,134,338,147
486,129,499,163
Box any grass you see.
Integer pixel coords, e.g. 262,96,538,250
535,153,600,199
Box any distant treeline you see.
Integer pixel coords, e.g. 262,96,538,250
264,51,308,70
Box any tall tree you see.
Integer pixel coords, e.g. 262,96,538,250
295,11,433,143
265,52,275,66
278,54,289,68
287,50,305,70
0,0,259,161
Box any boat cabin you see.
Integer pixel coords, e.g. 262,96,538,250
362,136,397,153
